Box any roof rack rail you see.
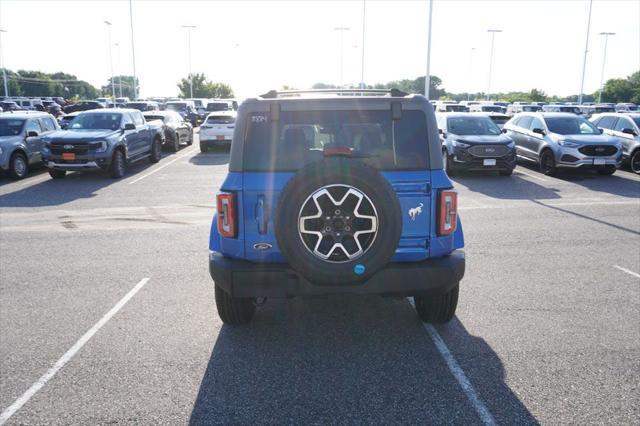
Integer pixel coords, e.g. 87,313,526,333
259,88,409,99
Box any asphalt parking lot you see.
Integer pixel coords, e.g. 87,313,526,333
1,130,639,425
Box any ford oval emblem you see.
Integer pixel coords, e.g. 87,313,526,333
63,144,74,150
253,243,272,251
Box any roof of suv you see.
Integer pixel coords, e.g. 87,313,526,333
0,111,53,118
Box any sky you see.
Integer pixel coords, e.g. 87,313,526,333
0,0,639,99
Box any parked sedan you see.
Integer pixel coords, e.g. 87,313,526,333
437,113,516,176
199,111,236,152
143,110,193,152
503,112,621,176
591,113,640,174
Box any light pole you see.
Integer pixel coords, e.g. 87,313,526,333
114,42,123,98
578,0,593,105
468,47,475,102
334,27,350,87
0,29,8,97
360,0,366,89
182,25,196,98
129,0,137,100
598,32,615,103
104,21,116,103
486,29,502,100
425,0,433,99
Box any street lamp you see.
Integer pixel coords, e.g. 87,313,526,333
114,42,123,98
425,0,433,99
486,29,502,100
578,0,593,105
468,47,475,102
334,27,350,87
0,28,8,97
360,0,366,89
182,25,196,98
129,0,137,100
104,20,116,103
598,32,615,103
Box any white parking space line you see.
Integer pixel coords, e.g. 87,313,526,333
613,265,640,279
459,199,639,211
514,169,550,183
18,175,50,186
128,148,197,185
407,299,496,425
0,277,151,425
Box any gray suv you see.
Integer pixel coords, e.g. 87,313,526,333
504,112,622,176
0,112,60,179
591,113,640,174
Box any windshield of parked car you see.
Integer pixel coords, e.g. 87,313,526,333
167,103,188,111
144,115,165,122
244,110,428,171
207,102,230,111
447,117,502,136
489,116,510,128
523,106,542,112
445,105,467,112
632,117,640,127
69,113,122,130
206,115,235,124
481,106,503,112
545,117,600,135
594,107,615,113
0,118,25,136
126,103,148,111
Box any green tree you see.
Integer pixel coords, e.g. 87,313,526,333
102,76,139,99
177,73,234,98
600,78,633,103
529,88,547,102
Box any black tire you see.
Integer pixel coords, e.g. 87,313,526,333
597,166,616,176
442,149,456,176
539,149,557,176
110,149,125,179
499,168,513,176
200,142,208,153
629,149,640,174
150,137,161,163
414,284,459,324
215,284,255,325
49,169,66,179
9,152,28,180
274,158,402,286
186,131,193,146
169,133,179,153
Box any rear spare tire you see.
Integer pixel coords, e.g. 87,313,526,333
275,158,402,286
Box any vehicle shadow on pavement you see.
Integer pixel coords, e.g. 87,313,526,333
453,172,561,200
189,152,230,166
189,296,538,425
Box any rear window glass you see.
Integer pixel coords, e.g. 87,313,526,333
144,115,165,122
207,115,235,124
446,105,467,112
207,103,231,111
481,106,502,112
243,110,428,172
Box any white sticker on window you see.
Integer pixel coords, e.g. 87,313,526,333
252,115,267,123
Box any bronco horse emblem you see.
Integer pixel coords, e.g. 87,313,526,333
408,203,424,221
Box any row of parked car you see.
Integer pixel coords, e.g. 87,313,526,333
437,110,640,176
432,100,637,118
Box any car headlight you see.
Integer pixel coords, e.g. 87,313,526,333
453,139,471,148
557,140,580,148
95,141,108,153
0,146,3,155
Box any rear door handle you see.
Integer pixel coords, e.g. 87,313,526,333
255,195,268,235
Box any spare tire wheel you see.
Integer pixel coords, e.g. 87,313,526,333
275,158,402,286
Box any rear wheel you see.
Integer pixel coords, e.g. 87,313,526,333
186,131,193,146
414,284,459,324
110,149,125,179
629,149,640,174
200,142,208,153
214,284,255,325
150,137,162,163
169,133,179,152
9,152,28,180
539,149,557,176
49,169,66,179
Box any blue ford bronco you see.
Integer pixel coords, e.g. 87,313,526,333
209,89,465,324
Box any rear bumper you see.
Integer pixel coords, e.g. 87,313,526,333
209,250,465,298
201,139,232,147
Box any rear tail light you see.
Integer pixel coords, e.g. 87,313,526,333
217,192,237,238
438,190,458,236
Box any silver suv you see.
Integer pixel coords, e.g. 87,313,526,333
503,112,622,176
591,113,640,174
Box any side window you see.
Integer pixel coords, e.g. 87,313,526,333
614,117,633,132
596,116,617,129
121,113,134,127
25,119,43,135
41,117,57,131
518,116,532,130
529,117,544,131
133,111,144,126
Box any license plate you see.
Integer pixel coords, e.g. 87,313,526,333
594,159,606,165
62,153,76,161
483,159,497,166
216,135,225,140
